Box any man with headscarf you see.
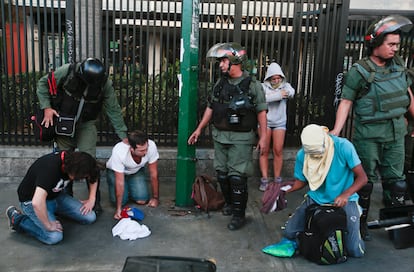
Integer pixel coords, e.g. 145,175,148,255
265,124,367,258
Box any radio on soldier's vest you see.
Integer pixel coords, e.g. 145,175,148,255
211,76,257,132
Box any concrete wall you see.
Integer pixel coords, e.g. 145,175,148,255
0,146,299,183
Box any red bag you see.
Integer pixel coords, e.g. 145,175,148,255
261,180,294,214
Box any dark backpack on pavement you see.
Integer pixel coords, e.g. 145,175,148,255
191,175,225,213
299,204,348,265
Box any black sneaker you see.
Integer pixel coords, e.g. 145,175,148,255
6,206,21,230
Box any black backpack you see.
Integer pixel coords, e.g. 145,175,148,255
299,204,348,265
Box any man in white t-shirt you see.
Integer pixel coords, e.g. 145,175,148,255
106,130,160,219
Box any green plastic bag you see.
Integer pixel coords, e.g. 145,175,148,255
262,238,297,258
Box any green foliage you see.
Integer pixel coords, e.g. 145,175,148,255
1,72,44,131
295,94,327,120
1,59,181,138
111,58,180,134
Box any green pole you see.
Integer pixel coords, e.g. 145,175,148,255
175,0,200,206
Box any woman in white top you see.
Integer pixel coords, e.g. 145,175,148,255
259,62,295,191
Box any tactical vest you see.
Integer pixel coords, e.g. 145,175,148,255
353,57,410,124
51,63,105,122
211,76,257,132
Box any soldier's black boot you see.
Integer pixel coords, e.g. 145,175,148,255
358,183,373,241
227,175,248,230
217,171,232,216
406,174,414,202
382,180,407,207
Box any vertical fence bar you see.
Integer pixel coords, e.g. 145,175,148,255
0,0,7,144
233,0,242,43
6,1,14,143
21,1,31,144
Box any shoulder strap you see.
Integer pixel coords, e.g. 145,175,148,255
392,55,406,67
194,176,209,212
47,70,58,96
238,76,252,94
47,63,76,97
213,77,226,99
64,63,77,86
355,57,376,84
352,58,376,98
201,174,216,187
356,55,406,83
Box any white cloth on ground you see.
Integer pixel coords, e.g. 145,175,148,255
112,218,151,240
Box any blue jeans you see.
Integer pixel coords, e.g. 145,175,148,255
283,196,365,257
14,192,96,245
106,168,150,206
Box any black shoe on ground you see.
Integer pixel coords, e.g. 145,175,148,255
93,202,103,216
222,204,232,216
227,216,246,230
6,206,21,230
360,222,372,241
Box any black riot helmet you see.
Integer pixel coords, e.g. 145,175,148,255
364,15,413,50
206,42,248,65
78,58,106,87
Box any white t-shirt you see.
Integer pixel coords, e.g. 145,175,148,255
106,140,159,175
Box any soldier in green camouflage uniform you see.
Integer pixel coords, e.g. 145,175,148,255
331,15,413,241
188,43,267,230
36,58,128,213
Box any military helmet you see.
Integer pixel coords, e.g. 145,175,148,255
364,15,413,48
206,42,248,65
78,58,106,87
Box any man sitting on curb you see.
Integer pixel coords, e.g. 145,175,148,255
6,151,100,245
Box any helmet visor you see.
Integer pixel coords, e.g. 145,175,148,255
206,43,232,60
206,43,247,64
366,15,413,42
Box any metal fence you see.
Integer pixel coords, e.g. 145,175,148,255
1,1,413,147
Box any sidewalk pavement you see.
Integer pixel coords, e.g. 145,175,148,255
1,177,413,272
